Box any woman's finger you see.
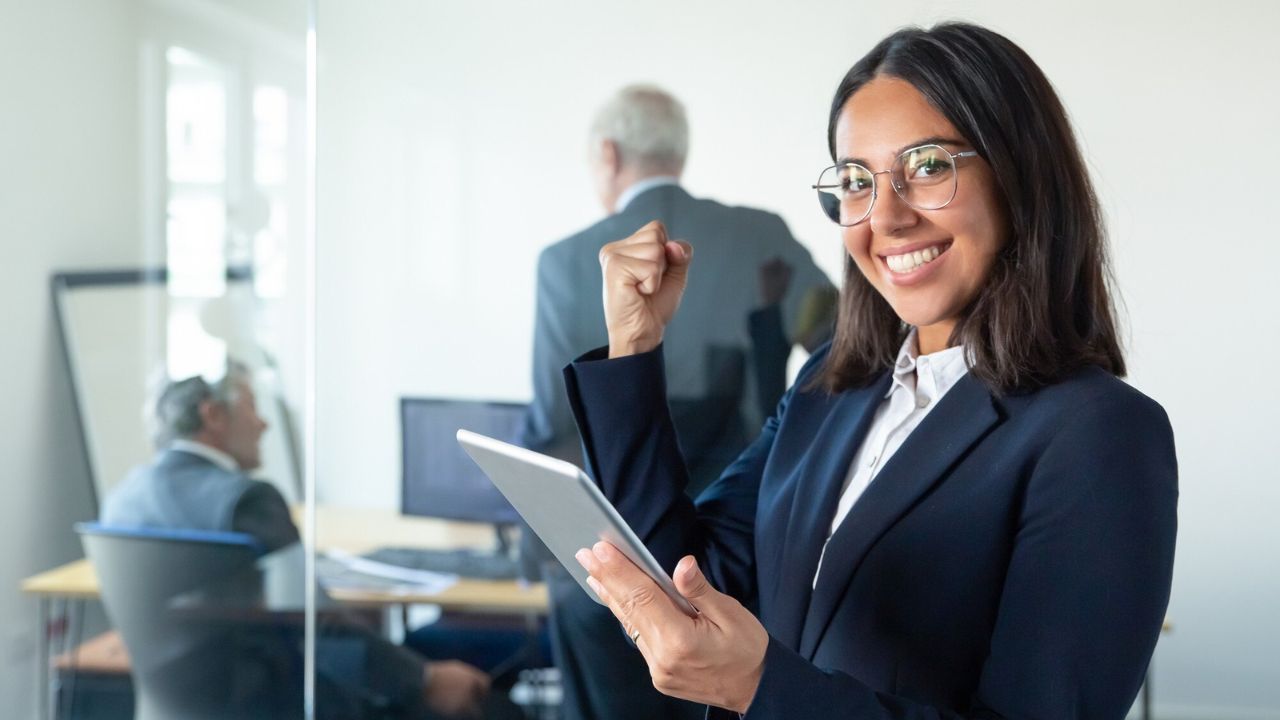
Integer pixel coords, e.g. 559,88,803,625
575,542,690,646
584,575,613,605
610,220,668,247
605,236,667,262
602,239,668,296
606,255,665,296
585,567,659,665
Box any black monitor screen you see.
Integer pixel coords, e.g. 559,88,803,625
400,398,526,524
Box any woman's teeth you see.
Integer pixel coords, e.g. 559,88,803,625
886,245,945,274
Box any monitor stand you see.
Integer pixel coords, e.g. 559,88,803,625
493,523,518,558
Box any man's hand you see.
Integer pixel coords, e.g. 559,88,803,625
423,660,490,719
599,220,694,357
575,542,768,714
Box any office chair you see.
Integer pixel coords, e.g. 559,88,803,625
76,523,281,720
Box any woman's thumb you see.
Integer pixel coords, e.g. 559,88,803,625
674,555,716,601
667,240,694,265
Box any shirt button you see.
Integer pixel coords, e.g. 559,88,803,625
916,396,930,409
867,454,878,468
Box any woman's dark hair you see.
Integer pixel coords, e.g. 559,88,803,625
821,22,1124,394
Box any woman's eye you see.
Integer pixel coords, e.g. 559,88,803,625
910,158,951,178
843,175,872,192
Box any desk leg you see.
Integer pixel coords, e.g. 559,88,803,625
58,598,85,720
36,596,48,720
49,597,67,720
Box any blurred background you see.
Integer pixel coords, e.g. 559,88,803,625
2,0,1277,718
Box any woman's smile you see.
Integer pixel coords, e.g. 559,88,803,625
878,240,953,284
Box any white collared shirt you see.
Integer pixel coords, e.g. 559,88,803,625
615,175,680,213
813,328,969,587
169,438,240,473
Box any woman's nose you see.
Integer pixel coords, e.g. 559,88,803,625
868,178,920,237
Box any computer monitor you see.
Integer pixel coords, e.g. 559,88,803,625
400,398,526,525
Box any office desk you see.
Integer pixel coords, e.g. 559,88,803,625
21,507,548,720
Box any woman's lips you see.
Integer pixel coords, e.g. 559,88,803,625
879,241,952,284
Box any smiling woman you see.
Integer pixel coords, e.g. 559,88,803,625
830,77,1012,360
821,25,1123,391
570,21,1176,720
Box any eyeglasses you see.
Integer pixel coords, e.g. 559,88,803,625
813,144,979,227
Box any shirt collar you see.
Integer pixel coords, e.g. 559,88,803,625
615,176,680,213
169,438,240,473
887,327,970,400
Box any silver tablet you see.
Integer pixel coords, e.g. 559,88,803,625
456,429,698,617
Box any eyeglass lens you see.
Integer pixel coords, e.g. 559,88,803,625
815,145,961,226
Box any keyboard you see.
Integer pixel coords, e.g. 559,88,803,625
361,546,521,580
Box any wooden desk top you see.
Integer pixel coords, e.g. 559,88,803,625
21,559,99,600
298,505,500,554
22,506,547,614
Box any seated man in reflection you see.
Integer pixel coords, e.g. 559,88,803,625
521,85,835,720
103,360,494,719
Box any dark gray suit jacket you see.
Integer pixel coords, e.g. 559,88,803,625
103,448,299,553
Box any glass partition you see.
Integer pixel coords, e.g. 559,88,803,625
33,1,311,718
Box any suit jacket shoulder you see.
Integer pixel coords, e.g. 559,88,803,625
102,449,300,551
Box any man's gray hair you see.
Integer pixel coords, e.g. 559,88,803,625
151,359,252,449
591,84,689,174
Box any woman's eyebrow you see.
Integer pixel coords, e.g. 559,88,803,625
835,136,970,166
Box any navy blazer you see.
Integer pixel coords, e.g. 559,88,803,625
563,342,1177,719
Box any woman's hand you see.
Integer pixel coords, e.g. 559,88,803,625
599,221,693,358
575,541,768,714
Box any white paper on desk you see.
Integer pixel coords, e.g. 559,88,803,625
319,549,460,595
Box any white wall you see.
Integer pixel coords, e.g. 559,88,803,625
316,1,1280,717
0,0,143,712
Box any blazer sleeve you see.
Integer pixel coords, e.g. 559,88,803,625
564,344,808,605
737,387,1178,720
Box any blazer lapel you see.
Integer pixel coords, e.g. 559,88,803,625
768,373,891,651
797,373,1001,658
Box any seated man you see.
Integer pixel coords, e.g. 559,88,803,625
103,360,492,719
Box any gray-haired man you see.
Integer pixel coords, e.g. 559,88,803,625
103,361,297,551
103,361,494,719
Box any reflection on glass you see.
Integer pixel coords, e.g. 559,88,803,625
166,190,228,297
165,46,227,185
254,86,289,185
166,46,229,298
165,303,229,380
252,85,291,298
